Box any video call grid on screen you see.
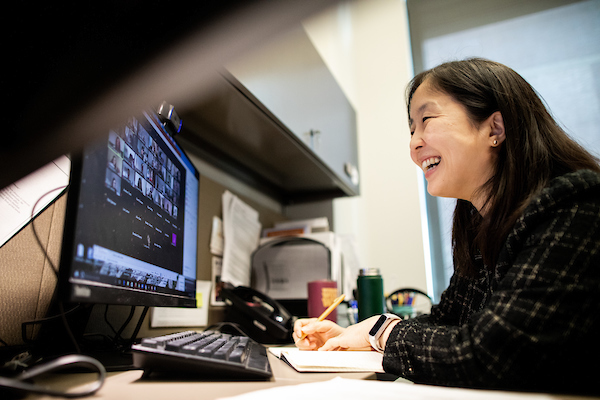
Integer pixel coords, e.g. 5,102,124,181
69,111,197,298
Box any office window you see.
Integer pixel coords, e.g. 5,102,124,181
407,0,600,302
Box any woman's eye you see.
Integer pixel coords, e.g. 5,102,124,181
410,116,433,136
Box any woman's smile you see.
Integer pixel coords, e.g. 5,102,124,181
421,156,441,175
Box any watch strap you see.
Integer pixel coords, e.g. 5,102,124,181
368,313,401,353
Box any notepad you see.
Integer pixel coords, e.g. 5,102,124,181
276,349,384,373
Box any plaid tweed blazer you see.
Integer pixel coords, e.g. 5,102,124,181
383,169,600,395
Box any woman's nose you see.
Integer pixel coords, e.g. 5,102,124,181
409,130,424,166
410,129,424,151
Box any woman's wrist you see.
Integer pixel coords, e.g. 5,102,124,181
378,319,401,351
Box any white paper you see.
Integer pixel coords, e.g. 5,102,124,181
210,215,224,256
274,217,329,232
0,156,71,247
267,346,298,359
217,377,566,400
338,233,362,297
149,280,211,327
220,191,261,288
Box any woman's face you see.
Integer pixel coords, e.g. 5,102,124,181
409,82,498,210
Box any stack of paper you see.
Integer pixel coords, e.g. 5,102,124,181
220,191,261,288
262,217,329,238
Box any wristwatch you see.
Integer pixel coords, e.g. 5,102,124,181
368,313,401,353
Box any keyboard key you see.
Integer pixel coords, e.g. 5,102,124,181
141,331,195,348
165,332,206,352
197,338,227,357
213,337,239,360
246,343,269,371
229,339,250,364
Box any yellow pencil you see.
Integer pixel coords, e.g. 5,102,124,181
300,294,345,340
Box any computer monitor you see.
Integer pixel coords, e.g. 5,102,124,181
58,110,199,309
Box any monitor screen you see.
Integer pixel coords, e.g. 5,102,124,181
59,110,199,308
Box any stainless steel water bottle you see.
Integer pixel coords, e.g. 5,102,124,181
357,268,385,321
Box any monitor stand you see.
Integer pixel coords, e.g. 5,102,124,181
82,346,135,372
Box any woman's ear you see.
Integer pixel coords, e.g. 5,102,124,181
488,111,505,147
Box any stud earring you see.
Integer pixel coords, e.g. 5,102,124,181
493,140,498,146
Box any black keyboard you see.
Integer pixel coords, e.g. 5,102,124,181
131,330,272,380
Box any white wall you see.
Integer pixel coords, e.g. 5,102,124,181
303,0,428,295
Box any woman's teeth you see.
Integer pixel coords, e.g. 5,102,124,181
421,157,441,172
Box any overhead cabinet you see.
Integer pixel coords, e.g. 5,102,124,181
179,26,359,204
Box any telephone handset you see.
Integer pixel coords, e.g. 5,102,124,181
220,285,294,344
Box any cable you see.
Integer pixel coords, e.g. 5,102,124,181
130,307,149,344
29,185,68,278
103,305,118,337
205,322,249,337
21,304,81,344
0,354,105,398
25,185,83,354
98,305,137,347
114,307,136,344
59,302,81,354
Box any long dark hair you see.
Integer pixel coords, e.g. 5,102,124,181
407,58,600,276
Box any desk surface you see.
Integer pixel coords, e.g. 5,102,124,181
23,352,599,400
25,353,379,400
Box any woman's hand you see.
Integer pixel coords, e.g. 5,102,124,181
293,318,345,350
317,316,379,351
293,316,381,352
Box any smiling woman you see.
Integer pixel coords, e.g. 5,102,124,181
292,58,600,395
406,58,600,277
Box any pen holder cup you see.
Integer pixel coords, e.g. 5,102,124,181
386,288,433,320
392,305,415,319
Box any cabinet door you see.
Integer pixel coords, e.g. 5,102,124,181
226,26,359,193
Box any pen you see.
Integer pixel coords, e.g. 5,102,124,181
300,294,345,340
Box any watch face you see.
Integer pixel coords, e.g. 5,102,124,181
369,314,387,336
